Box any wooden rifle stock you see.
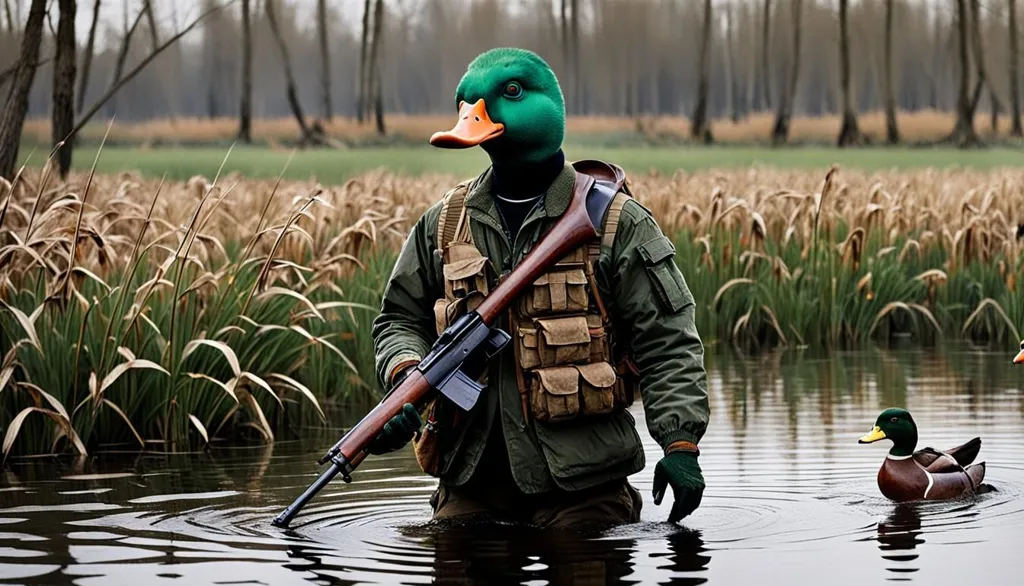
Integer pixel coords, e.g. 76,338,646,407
272,172,601,528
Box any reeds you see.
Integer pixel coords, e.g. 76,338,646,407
1,158,1022,457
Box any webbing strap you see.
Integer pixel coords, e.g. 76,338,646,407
437,184,469,250
601,193,630,251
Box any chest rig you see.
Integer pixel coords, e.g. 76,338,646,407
431,161,640,427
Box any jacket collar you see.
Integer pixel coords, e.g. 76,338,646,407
465,161,576,223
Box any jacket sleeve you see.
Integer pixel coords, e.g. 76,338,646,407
371,202,444,391
603,199,710,450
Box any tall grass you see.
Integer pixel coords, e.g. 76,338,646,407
1,157,1021,457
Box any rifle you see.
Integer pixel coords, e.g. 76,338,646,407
272,167,617,528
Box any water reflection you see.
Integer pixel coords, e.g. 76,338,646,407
0,344,1022,585
876,505,924,577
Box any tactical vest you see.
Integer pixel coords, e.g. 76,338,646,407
431,162,639,429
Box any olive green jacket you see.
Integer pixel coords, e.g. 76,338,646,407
370,162,709,493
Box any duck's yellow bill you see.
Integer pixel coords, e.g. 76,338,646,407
858,426,887,444
430,99,505,148
1014,349,1024,365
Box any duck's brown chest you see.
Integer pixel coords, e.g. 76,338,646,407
878,457,928,502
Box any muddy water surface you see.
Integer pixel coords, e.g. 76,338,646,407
1,345,1022,585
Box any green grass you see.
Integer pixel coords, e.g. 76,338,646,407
19,144,1024,184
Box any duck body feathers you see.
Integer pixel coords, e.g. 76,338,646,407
877,439,986,502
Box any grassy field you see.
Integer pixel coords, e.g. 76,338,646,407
1,162,1021,457
19,144,1024,184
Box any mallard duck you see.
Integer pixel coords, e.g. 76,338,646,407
858,408,985,502
1014,340,1024,364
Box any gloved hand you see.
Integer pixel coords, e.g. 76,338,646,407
367,403,422,455
652,451,705,523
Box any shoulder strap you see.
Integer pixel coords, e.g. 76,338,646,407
600,193,630,250
436,182,470,250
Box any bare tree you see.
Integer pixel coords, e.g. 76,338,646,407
882,0,899,144
570,0,581,114
77,0,101,114
265,0,319,144
143,0,158,50
561,0,569,101
72,4,223,138
238,0,252,143
105,5,146,118
724,2,739,122
836,0,863,146
3,0,13,34
691,0,714,143
52,0,76,178
1011,0,1023,137
760,0,773,110
771,0,803,145
357,0,371,123
949,0,979,147
370,0,386,135
0,0,46,179
317,0,332,121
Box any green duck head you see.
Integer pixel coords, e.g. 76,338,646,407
430,48,565,167
859,408,919,457
1014,340,1023,364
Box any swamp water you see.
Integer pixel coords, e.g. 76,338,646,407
1,346,1022,585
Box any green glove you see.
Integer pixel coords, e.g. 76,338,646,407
367,403,422,455
652,451,705,523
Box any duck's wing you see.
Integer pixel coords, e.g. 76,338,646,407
913,447,965,474
944,438,982,467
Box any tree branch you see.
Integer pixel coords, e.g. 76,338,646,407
73,1,233,138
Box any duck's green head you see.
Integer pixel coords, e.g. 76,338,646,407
430,48,565,166
859,408,919,457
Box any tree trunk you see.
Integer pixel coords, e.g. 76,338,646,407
724,1,739,122
691,0,713,143
771,0,802,145
836,0,862,147
238,0,252,143
570,0,581,115
883,0,899,144
1011,0,1023,137
560,0,569,106
265,0,317,145
76,0,100,114
3,0,13,34
950,0,979,147
52,0,77,178
370,0,385,136
357,0,371,123
317,0,332,120
143,0,158,50
0,0,46,180
760,0,773,111
106,7,145,118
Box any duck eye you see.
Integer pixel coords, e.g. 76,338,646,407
890,417,899,423
502,82,523,100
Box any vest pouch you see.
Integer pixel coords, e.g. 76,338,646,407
443,242,491,300
587,314,610,363
520,268,589,317
530,366,581,423
537,316,592,366
613,356,640,409
578,362,617,416
433,292,485,335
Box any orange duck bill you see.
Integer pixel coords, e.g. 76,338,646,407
1014,347,1024,364
429,99,505,148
